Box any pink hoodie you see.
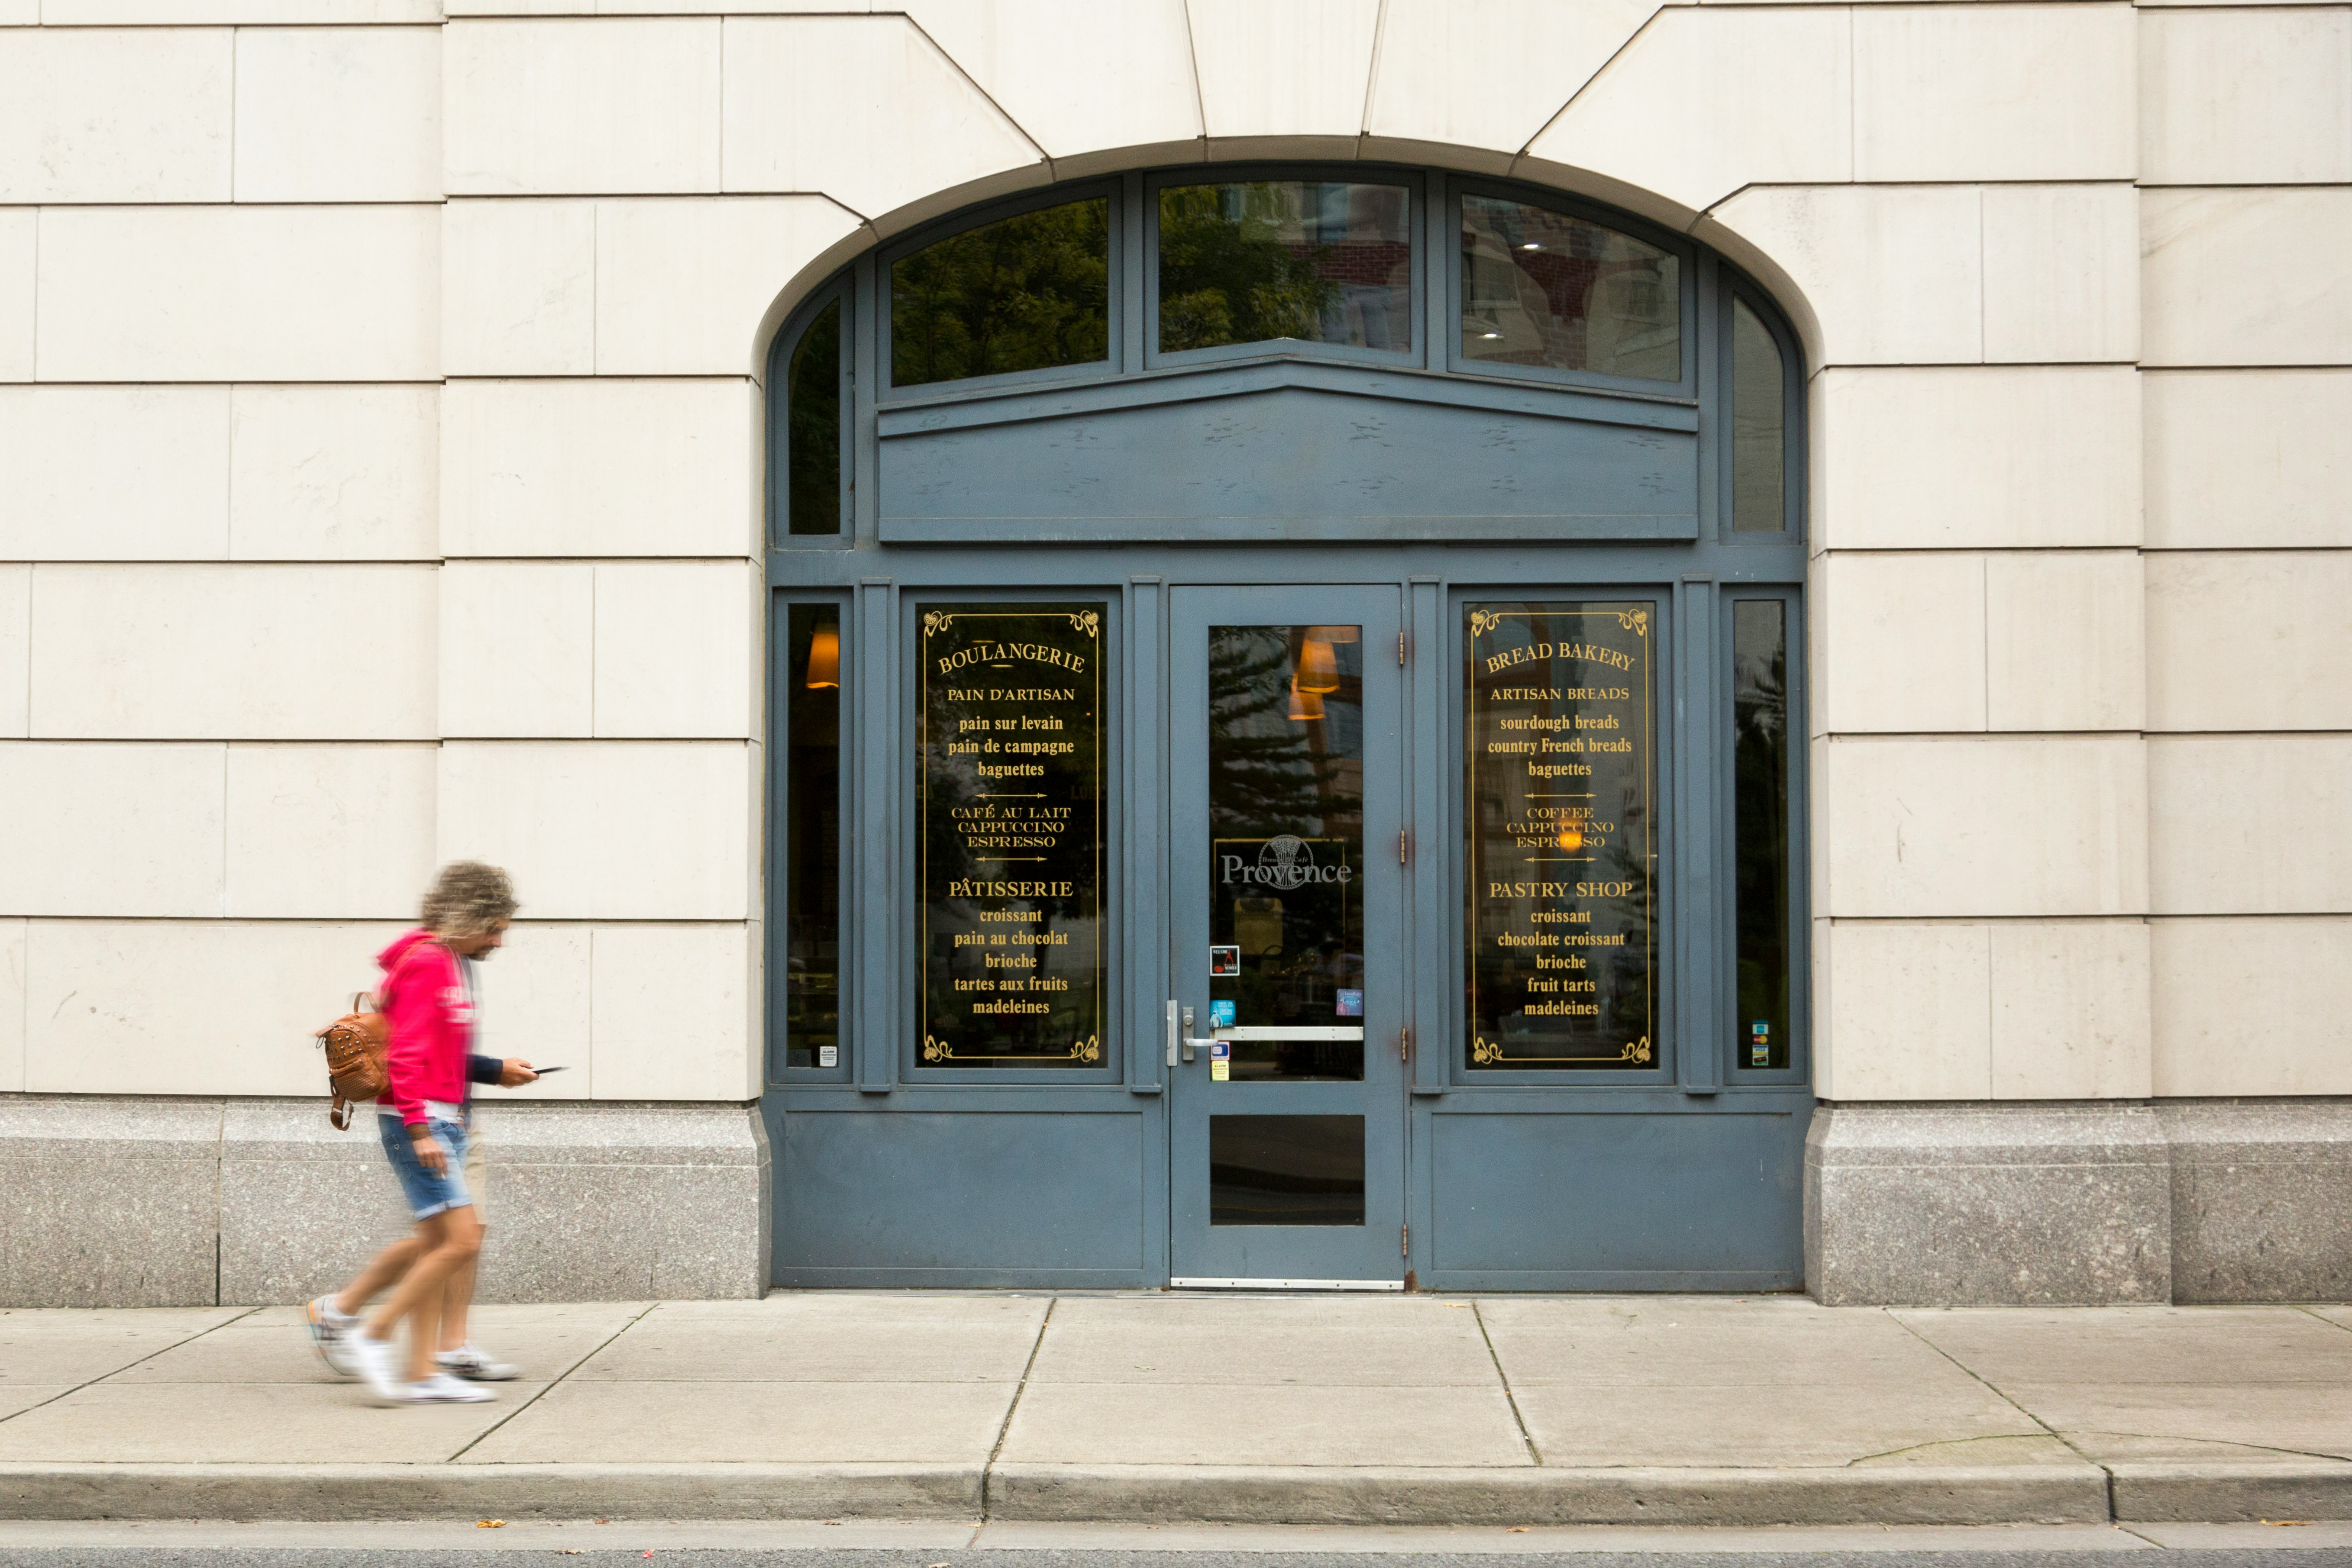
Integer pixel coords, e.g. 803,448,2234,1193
375,929,476,1127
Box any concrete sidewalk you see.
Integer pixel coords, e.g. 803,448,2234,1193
1,1294,2348,1528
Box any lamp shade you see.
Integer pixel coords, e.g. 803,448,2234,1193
804,626,840,689
1295,635,1340,694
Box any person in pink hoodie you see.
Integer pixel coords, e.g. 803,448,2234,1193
333,862,522,1405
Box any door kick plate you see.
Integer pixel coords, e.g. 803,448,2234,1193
1169,1277,1405,1292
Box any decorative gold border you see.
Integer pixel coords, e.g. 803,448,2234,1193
918,605,1107,1065
1464,602,1658,1067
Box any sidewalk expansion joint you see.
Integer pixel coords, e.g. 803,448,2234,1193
1471,1298,1543,1466
979,1294,1056,1521
443,1298,660,1464
0,1305,260,1432
1885,1307,2120,1520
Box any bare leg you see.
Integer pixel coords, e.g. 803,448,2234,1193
333,1233,424,1318
362,1206,482,1385
439,1247,479,1354
407,1279,443,1385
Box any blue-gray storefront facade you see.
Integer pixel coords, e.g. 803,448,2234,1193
758,164,1812,1292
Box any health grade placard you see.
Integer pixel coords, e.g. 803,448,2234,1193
1464,602,1657,1070
918,604,1108,1068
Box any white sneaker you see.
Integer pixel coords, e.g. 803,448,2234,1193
438,1343,519,1381
410,1372,495,1403
305,1296,362,1378
345,1331,406,1406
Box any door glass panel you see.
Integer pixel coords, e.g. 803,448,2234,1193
1734,601,1791,1069
784,605,841,1068
1460,194,1680,382
1464,602,1658,1069
891,198,1111,388
1159,182,1412,354
1208,626,1364,1080
917,603,1107,1068
1211,1115,1365,1226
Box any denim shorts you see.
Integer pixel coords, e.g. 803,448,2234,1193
378,1114,472,1220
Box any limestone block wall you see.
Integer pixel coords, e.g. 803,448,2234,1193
0,0,2347,1301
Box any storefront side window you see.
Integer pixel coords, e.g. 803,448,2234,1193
1733,601,1791,1070
784,605,842,1068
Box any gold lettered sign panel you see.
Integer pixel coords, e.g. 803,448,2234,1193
919,604,1107,1068
1464,602,1657,1069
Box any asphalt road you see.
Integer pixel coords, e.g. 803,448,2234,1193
4,1548,2352,1568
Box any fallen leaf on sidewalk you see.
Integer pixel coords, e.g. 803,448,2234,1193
477,1520,505,1529
2263,1520,2311,1526
1506,1527,1528,1533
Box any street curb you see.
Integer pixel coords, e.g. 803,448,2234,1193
3,1461,2346,1526
2110,1462,2352,1523
0,1465,982,1523
986,1464,2110,1526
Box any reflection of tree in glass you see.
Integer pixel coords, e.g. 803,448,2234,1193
1160,187,1340,353
892,199,1110,386
1207,630,1360,835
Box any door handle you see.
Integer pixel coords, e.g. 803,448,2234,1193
1172,1003,1219,1064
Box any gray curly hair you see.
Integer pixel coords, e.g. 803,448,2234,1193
421,861,518,939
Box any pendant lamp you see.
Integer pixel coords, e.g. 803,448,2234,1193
1295,634,1340,694
804,626,840,689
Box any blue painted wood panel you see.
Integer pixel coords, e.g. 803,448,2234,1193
1424,1099,1807,1288
878,360,1699,544
774,1107,1148,1280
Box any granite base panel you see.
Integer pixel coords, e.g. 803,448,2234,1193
0,1097,770,1308
2159,1100,2352,1303
10,1096,2347,1307
1808,1100,2352,1307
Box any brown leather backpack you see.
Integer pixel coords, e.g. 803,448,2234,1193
316,993,391,1129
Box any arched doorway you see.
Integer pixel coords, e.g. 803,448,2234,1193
761,165,1809,1291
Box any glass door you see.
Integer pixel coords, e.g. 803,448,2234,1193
1167,586,1406,1287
